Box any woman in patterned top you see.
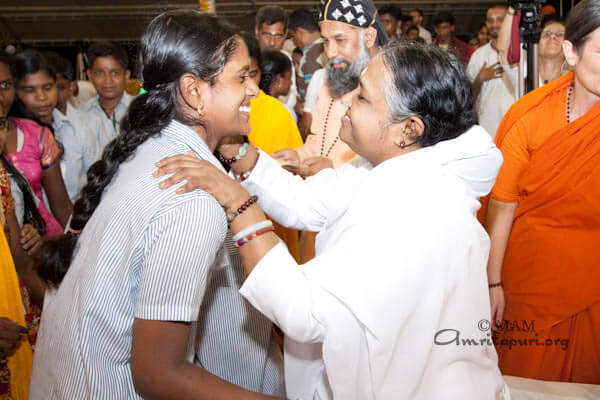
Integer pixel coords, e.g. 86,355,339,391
1,53,71,237
0,53,48,400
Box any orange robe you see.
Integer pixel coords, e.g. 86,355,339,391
248,91,304,262
489,72,600,383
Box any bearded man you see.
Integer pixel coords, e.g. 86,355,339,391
274,0,388,171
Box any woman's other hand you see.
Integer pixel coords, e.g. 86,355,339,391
21,223,45,257
296,156,333,178
490,286,505,331
0,317,27,358
154,152,249,211
272,148,300,165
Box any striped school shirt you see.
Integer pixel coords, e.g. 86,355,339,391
29,120,284,399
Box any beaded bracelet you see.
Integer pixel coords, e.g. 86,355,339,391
232,220,273,243
235,151,260,182
216,142,249,165
488,281,504,289
226,195,258,225
236,225,275,247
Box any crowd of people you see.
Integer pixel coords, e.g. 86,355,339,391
0,0,599,399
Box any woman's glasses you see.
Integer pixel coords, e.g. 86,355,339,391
541,30,565,40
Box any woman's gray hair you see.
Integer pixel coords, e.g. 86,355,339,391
380,50,419,124
376,41,477,147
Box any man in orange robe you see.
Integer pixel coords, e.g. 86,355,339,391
485,71,600,383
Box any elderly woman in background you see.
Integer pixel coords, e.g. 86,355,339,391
498,9,568,87
156,42,506,399
485,0,600,383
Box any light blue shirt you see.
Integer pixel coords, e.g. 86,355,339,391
81,92,134,148
52,104,104,201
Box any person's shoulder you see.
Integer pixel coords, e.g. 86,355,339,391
306,40,324,58
466,43,489,72
453,36,470,49
253,91,291,116
81,95,99,112
312,68,327,81
471,42,493,58
279,49,293,61
11,117,44,135
121,92,135,106
74,105,103,124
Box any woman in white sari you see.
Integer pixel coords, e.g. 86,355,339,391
155,42,506,399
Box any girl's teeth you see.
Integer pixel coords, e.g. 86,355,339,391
239,106,251,113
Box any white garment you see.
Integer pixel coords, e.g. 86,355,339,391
68,80,97,109
283,38,296,56
240,125,505,399
81,92,134,148
29,120,284,398
303,68,326,114
279,50,298,123
419,26,433,44
52,104,103,201
466,42,518,138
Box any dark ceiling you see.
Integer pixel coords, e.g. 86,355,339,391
1,0,506,45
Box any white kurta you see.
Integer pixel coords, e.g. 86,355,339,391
466,42,518,138
240,126,506,399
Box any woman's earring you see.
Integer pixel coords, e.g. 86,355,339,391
399,141,406,149
196,100,204,117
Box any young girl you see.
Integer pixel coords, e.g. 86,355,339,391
3,52,71,236
259,50,293,98
13,50,102,201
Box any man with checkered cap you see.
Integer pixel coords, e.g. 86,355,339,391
274,0,388,170
273,0,388,274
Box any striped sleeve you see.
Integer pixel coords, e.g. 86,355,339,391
135,193,227,322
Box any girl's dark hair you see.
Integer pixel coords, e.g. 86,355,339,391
38,11,239,287
565,0,600,51
380,41,477,147
0,156,46,234
9,49,56,133
259,50,291,95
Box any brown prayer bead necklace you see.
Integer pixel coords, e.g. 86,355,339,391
320,98,340,158
566,84,574,123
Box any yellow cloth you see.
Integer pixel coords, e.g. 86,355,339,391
248,91,303,155
248,91,303,262
0,228,32,400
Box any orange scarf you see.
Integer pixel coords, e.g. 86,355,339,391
486,72,600,329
